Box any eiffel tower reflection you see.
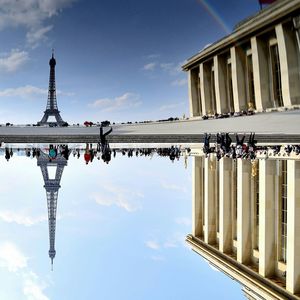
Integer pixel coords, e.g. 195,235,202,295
37,148,68,270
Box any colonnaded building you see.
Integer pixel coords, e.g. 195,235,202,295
183,0,300,117
183,0,300,299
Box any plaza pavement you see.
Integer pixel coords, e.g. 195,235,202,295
0,110,299,144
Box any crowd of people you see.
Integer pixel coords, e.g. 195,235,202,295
203,132,300,161
201,109,255,121
82,145,186,164
1,145,187,165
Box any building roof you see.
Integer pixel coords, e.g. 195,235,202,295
182,0,300,71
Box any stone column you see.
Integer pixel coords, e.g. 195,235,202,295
231,46,247,112
200,63,207,115
201,63,212,116
276,23,300,107
204,156,216,244
188,68,201,117
219,157,232,253
286,160,300,294
192,156,204,237
214,55,228,114
259,160,276,277
237,159,252,264
251,36,272,111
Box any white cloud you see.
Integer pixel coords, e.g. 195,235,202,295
145,232,186,253
89,92,142,112
0,0,76,46
160,60,187,75
0,49,29,73
0,242,28,272
0,0,76,29
26,25,53,48
0,211,47,226
0,85,46,98
171,78,188,86
145,240,160,250
23,272,49,300
0,85,74,99
143,62,156,71
92,183,143,212
175,217,191,226
160,62,181,75
159,101,185,112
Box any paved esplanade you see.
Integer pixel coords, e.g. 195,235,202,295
1,110,300,143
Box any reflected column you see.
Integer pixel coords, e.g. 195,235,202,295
204,156,216,245
237,159,251,264
219,157,233,253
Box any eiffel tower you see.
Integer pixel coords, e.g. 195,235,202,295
37,149,67,269
38,51,65,126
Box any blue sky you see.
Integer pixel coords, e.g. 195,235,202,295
0,0,259,124
0,1,263,299
0,152,244,300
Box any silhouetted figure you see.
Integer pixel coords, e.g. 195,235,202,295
285,145,293,155
248,133,257,160
5,147,10,161
99,125,112,150
235,134,245,158
236,134,245,146
293,145,300,155
61,145,70,160
203,133,211,156
101,143,111,164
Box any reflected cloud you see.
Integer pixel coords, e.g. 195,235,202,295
164,232,186,249
145,240,160,250
92,182,143,212
0,242,50,300
160,181,187,193
0,242,28,272
22,271,49,300
0,211,47,226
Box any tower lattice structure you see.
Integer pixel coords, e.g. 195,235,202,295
38,52,65,126
37,151,67,269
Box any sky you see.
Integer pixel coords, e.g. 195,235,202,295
0,1,264,299
0,151,244,300
0,0,260,125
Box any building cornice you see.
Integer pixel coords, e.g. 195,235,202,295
186,235,298,300
182,0,300,71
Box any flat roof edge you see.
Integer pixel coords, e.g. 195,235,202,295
182,0,300,71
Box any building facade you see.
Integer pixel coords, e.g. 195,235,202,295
184,1,300,299
187,151,300,299
183,0,300,118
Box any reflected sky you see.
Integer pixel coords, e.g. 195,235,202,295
0,145,243,300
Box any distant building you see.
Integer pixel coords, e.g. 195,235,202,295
183,0,300,117
184,1,300,299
